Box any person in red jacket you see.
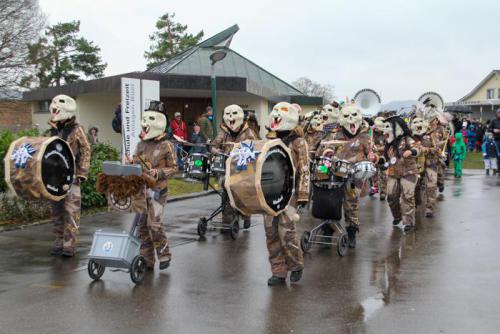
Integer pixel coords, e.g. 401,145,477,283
170,112,188,169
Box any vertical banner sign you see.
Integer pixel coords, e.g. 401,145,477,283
141,80,160,112
121,78,141,160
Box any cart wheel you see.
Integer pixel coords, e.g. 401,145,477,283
88,260,105,281
197,217,208,237
337,233,348,257
243,217,251,229
130,255,146,284
230,219,240,240
301,231,312,252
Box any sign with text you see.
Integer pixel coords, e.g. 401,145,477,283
120,78,141,160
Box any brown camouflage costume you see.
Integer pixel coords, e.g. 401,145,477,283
373,130,387,197
212,123,257,224
433,122,449,188
316,125,375,227
383,137,420,226
133,135,177,268
263,128,310,278
49,118,91,253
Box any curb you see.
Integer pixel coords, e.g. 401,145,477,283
0,190,217,233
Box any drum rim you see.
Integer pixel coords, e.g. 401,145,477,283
224,139,296,217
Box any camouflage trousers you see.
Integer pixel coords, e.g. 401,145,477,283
437,160,445,186
387,174,418,226
263,197,304,278
379,169,387,196
415,167,437,212
52,183,81,252
343,183,360,227
137,193,171,268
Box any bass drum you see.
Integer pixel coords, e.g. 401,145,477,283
224,139,295,217
4,136,75,201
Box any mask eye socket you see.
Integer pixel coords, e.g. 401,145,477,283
352,113,357,117
149,116,155,121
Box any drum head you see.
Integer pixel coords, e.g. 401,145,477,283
41,138,75,197
260,146,294,213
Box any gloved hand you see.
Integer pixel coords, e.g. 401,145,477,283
296,202,307,214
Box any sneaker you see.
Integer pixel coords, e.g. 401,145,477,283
380,194,386,201
403,225,415,232
486,170,490,175
159,260,170,270
369,187,378,196
267,276,286,286
50,247,63,256
290,269,303,283
425,209,434,218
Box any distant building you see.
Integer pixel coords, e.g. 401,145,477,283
24,25,322,147
447,70,500,120
0,89,31,132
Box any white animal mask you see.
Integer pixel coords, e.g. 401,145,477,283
269,102,300,132
49,95,77,122
374,116,385,132
321,104,340,125
140,111,166,140
410,117,429,136
339,105,363,135
223,104,244,132
310,114,324,132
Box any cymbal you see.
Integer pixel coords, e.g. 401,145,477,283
321,140,348,145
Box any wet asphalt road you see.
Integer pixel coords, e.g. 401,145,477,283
0,171,499,334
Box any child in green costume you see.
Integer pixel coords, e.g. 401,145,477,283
451,133,467,178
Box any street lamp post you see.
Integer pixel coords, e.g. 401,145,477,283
209,49,227,135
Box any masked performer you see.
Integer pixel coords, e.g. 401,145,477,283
320,102,341,134
212,104,258,227
131,101,177,270
48,95,91,257
379,116,420,231
264,102,310,286
371,115,388,200
424,107,449,193
304,111,325,152
316,104,378,248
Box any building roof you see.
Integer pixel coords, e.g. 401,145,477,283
0,89,22,100
459,70,500,102
148,25,304,98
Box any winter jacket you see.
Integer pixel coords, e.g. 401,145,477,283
451,133,467,161
189,133,206,154
170,119,188,140
482,138,499,158
198,115,214,142
488,118,500,140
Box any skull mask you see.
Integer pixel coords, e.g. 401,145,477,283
49,95,77,122
339,105,363,135
374,116,385,132
140,111,167,141
321,104,339,125
410,117,429,136
382,117,409,143
269,102,300,132
223,104,244,132
310,113,324,132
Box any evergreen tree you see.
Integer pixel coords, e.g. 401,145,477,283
23,21,107,88
145,13,204,69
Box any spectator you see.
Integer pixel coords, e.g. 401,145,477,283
246,111,261,140
112,104,122,133
190,123,207,154
87,125,99,148
170,112,188,169
466,122,477,152
488,109,500,171
482,132,498,175
198,106,214,144
476,122,486,151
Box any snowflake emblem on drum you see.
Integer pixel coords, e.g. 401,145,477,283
230,140,259,171
11,143,36,169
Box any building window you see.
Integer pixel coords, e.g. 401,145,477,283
486,88,495,100
36,100,50,113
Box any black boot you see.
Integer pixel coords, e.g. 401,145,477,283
438,182,444,193
380,194,386,201
486,169,490,175
159,260,170,270
50,247,63,256
290,269,303,283
243,217,251,229
392,219,402,226
267,276,286,286
346,226,358,249
403,225,415,232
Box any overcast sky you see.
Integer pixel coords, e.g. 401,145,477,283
39,0,499,102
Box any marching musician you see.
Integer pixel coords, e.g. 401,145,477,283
265,102,310,286
128,101,177,270
211,104,258,227
48,95,91,257
315,104,378,248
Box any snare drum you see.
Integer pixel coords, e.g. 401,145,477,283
210,153,227,175
352,161,377,182
311,156,334,182
186,153,208,179
333,159,351,178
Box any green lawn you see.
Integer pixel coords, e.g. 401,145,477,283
168,177,219,197
451,151,484,170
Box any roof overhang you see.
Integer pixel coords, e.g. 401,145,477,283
459,70,500,102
